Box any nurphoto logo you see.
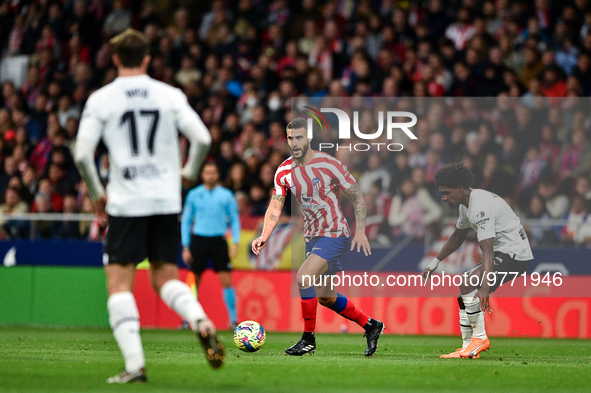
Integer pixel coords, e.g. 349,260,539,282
303,106,418,152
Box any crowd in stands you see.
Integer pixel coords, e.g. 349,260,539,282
0,0,591,246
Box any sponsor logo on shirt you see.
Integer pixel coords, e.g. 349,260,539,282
475,212,490,231
300,191,321,209
122,164,160,180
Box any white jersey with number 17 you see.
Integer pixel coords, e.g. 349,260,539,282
76,74,210,217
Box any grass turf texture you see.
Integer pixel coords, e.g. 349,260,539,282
0,326,589,392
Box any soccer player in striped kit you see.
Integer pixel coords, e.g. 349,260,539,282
252,118,385,356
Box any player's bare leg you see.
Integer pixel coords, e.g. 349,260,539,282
440,294,479,359
105,263,147,383
151,262,225,368
458,265,490,358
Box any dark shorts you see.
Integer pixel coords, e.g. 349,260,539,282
104,214,179,265
468,251,531,294
189,235,231,274
305,236,351,276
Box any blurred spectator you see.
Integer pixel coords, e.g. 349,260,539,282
57,96,80,128
524,193,559,247
22,165,38,202
249,182,268,216
445,8,475,51
556,129,591,181
499,135,522,175
560,195,588,244
389,150,412,194
225,162,250,194
102,0,131,38
50,194,80,239
538,124,560,166
31,178,63,213
477,153,515,198
0,187,29,239
359,154,390,194
364,192,385,244
574,176,591,211
538,180,570,219
388,179,424,241
519,146,548,193
32,193,53,239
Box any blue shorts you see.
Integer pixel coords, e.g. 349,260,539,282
305,236,351,276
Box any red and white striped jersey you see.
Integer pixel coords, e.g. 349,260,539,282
273,151,355,241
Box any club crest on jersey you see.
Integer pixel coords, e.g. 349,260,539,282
312,177,322,190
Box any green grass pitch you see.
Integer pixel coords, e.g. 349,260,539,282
0,326,590,392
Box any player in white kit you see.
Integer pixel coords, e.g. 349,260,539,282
74,29,224,383
422,163,533,359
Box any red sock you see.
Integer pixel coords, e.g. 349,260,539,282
339,299,370,327
301,298,318,332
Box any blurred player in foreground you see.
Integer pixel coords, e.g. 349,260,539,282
75,29,223,383
423,163,533,358
182,162,240,329
252,118,384,356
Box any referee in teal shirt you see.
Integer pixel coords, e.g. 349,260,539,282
181,163,240,328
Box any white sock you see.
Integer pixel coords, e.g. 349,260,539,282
107,292,145,373
462,290,487,339
160,279,206,331
459,309,473,348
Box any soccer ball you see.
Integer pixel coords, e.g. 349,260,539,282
233,320,266,352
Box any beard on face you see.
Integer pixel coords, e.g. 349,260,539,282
292,140,309,158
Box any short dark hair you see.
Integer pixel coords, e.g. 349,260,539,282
286,117,307,131
434,162,474,189
110,28,149,68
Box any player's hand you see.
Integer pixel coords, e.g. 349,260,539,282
251,236,268,256
422,257,441,284
229,243,238,259
473,286,492,314
351,232,371,256
422,267,434,284
93,195,108,224
182,248,193,266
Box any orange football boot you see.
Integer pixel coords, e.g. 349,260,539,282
459,337,490,358
440,348,479,359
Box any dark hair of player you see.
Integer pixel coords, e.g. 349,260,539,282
109,29,149,68
434,162,475,189
286,117,307,131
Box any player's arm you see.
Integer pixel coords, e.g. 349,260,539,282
251,194,285,256
422,227,471,282
475,237,494,314
175,91,212,182
74,96,107,223
343,183,371,256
